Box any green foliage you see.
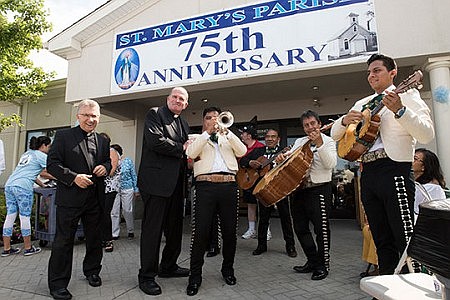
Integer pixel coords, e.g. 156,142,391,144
0,0,55,132
0,112,22,132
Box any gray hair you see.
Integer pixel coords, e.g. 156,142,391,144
171,87,189,100
77,99,100,114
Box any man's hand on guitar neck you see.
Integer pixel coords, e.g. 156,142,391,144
382,91,404,114
341,110,363,126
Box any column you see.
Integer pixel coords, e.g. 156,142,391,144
425,56,450,183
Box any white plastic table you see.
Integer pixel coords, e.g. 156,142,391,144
360,273,442,299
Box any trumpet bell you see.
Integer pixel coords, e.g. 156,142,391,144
217,111,234,129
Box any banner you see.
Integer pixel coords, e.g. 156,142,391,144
111,0,377,93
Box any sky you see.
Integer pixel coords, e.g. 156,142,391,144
29,0,107,79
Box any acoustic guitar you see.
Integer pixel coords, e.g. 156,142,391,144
236,146,290,190
337,70,423,161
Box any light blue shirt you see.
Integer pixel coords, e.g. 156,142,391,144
120,157,138,192
6,150,47,191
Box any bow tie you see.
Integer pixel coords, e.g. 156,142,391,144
266,147,278,155
210,132,218,143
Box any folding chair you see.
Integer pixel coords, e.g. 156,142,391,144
360,199,450,299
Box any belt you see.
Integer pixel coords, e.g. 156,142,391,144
361,148,388,163
196,174,235,183
301,179,326,189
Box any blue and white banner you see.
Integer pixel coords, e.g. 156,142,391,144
111,0,377,93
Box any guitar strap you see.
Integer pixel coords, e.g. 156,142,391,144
361,94,383,111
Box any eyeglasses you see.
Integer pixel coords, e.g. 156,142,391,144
78,113,99,119
413,155,423,163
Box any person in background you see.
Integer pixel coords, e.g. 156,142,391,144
2,136,53,257
248,129,297,258
137,87,191,296
99,133,121,253
277,110,337,280
331,54,434,275
413,148,446,221
359,212,379,278
185,106,247,296
239,126,265,239
47,99,111,300
111,144,138,240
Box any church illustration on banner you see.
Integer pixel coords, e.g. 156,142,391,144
327,12,378,61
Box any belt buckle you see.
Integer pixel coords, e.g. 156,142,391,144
362,149,386,163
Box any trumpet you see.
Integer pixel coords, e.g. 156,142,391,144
216,111,234,133
217,111,234,128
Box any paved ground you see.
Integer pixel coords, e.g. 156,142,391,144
0,217,371,299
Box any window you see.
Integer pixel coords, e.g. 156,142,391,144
25,127,69,150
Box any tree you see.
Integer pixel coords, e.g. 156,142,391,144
0,0,54,132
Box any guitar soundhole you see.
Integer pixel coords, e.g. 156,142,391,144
355,120,364,134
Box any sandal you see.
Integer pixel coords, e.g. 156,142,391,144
105,241,114,252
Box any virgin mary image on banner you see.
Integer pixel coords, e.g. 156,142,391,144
114,48,140,90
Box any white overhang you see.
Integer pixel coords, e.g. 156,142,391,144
44,0,150,59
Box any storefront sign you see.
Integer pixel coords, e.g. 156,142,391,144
111,0,377,93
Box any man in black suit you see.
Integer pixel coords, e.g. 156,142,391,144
47,99,111,300
137,87,191,296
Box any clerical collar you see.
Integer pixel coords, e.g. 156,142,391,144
78,126,94,137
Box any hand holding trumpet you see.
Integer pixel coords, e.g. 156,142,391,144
202,111,234,139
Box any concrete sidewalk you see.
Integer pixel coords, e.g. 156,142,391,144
0,217,370,299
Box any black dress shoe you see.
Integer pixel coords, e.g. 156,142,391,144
139,280,162,295
252,246,267,255
159,266,190,278
86,274,102,287
311,269,328,280
206,247,220,257
186,282,201,296
293,262,313,273
286,247,297,258
50,288,73,300
223,274,237,285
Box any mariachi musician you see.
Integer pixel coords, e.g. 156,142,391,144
276,110,337,281
241,129,297,257
185,107,246,296
331,54,434,275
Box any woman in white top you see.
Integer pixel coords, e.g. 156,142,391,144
413,148,446,220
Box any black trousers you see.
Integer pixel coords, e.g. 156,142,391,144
291,183,332,271
138,174,185,283
100,191,117,242
257,197,295,249
208,214,220,250
189,181,238,284
361,158,414,275
48,188,103,291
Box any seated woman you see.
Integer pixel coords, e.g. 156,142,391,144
413,148,446,221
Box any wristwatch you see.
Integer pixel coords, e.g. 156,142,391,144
395,106,406,119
